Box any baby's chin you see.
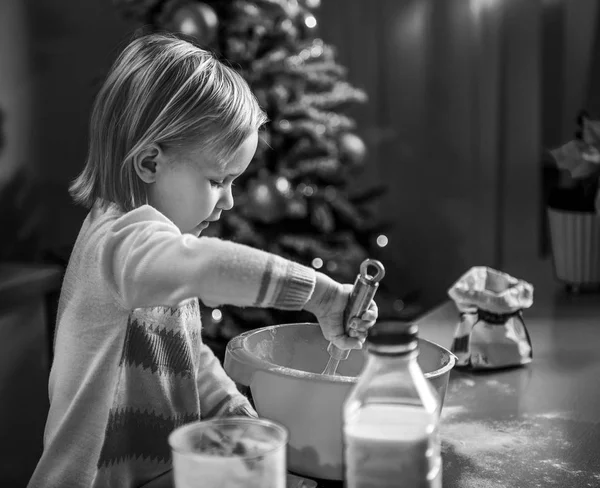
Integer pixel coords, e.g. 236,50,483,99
185,221,209,237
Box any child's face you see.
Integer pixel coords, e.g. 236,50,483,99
148,131,258,236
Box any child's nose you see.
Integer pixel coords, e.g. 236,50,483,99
219,186,234,210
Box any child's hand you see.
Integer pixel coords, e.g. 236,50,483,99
220,401,259,419
304,273,378,350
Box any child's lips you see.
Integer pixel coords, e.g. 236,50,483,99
195,218,219,233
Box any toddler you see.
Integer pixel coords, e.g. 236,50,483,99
27,32,377,488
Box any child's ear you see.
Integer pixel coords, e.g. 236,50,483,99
133,144,165,183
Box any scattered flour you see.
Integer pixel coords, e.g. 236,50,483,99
440,413,600,486
441,405,469,420
540,459,584,476
532,411,572,421
484,379,515,394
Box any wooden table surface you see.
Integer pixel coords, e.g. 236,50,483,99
311,290,600,488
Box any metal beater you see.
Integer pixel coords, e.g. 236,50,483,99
321,258,386,375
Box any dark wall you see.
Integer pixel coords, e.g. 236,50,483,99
27,0,132,251
319,0,540,306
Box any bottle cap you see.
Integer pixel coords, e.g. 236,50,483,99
366,321,418,348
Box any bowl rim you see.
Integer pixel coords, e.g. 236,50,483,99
226,322,456,384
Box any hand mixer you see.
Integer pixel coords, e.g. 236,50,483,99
321,258,386,375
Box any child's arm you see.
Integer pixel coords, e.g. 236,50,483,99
195,341,258,419
103,205,377,351
102,205,315,311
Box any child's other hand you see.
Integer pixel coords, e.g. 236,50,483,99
304,273,378,350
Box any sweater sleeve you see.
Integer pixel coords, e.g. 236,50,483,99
195,341,257,420
101,205,316,311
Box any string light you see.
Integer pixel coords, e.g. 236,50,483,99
275,176,291,194
211,309,223,322
376,234,389,247
304,14,317,29
312,257,323,269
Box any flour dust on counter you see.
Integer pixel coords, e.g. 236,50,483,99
440,405,600,488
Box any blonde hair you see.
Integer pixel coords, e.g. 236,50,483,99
70,32,267,211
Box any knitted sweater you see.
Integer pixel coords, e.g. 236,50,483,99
28,203,316,488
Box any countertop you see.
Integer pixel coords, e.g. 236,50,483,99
311,290,600,488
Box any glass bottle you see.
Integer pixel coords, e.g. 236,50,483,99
343,322,441,488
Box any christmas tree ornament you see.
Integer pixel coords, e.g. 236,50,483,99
339,132,367,165
304,0,321,9
165,1,219,46
247,174,286,223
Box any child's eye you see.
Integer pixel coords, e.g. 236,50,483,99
209,179,224,188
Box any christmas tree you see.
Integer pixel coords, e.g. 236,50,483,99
114,0,416,358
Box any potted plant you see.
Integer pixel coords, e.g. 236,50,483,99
547,110,600,292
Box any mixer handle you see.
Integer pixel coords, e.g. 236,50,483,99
325,259,386,363
343,259,385,330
